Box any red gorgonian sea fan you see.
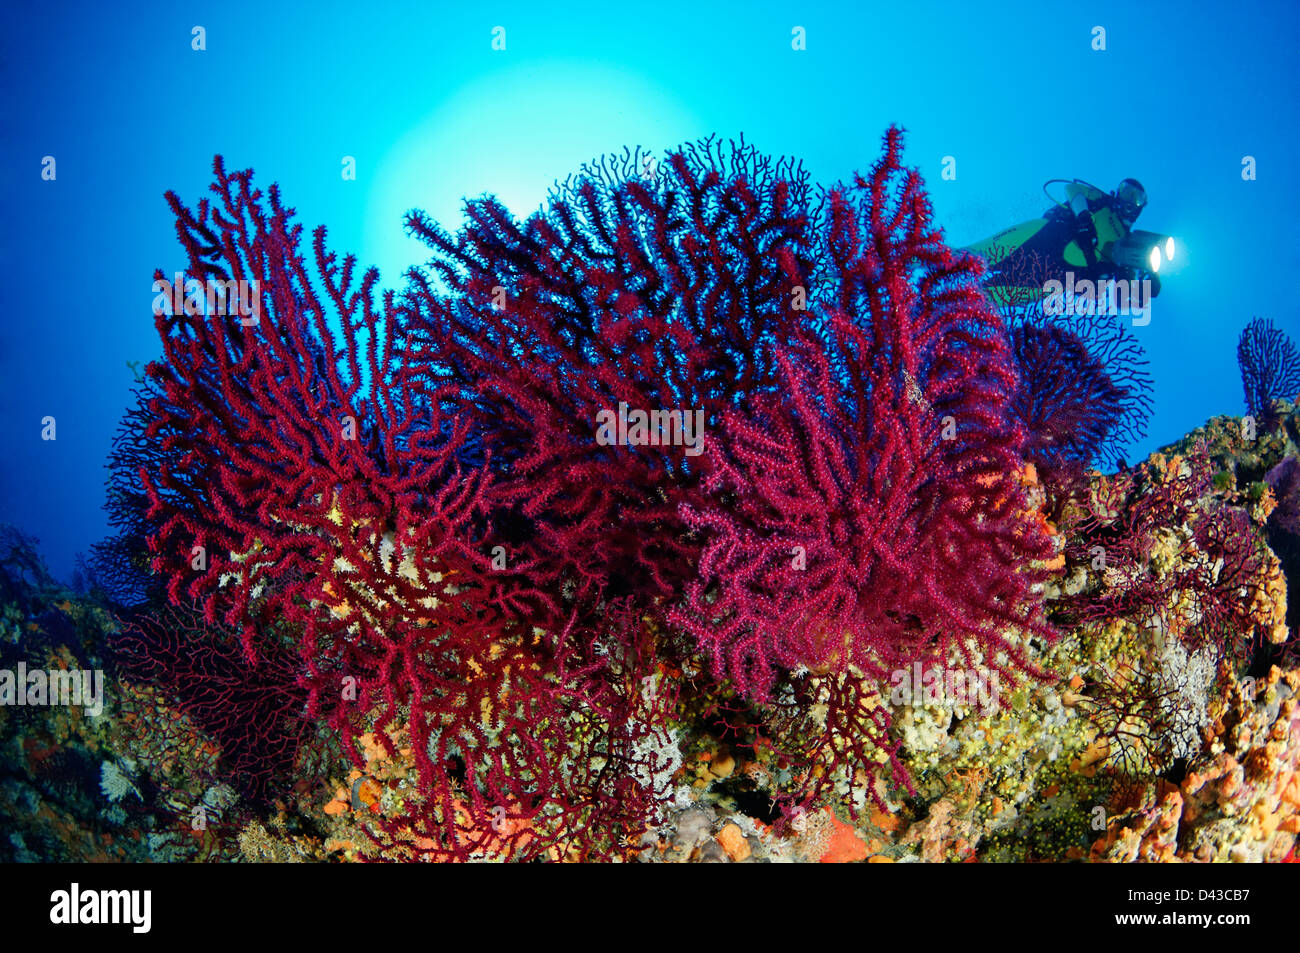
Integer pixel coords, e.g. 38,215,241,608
673,128,1057,703
131,159,673,859
394,128,1056,813
399,137,823,623
130,130,1065,852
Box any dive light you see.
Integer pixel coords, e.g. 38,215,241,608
1108,230,1176,275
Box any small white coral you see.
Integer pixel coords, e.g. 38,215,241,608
100,760,139,803
631,724,686,815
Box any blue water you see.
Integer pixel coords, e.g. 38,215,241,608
3,0,1298,580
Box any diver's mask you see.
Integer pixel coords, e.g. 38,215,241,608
1113,178,1147,226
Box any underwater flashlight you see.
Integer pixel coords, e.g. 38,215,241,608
1107,229,1173,275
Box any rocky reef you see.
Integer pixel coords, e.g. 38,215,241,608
3,401,1296,863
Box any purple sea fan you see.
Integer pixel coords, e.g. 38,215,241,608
1238,316,1300,429
1267,456,1300,538
1009,321,1136,472
1061,450,1270,660
111,604,311,803
985,248,1153,474
673,128,1057,703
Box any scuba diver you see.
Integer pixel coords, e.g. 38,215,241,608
966,177,1175,309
